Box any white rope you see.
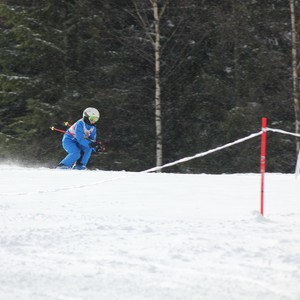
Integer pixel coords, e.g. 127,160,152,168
142,131,263,173
266,127,300,138
266,127,300,179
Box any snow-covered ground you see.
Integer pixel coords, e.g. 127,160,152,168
0,165,300,300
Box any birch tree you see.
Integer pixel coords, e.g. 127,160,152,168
132,0,168,169
152,0,165,169
289,0,300,150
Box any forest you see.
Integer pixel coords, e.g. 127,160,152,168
0,0,299,173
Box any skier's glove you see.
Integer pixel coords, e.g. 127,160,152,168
89,141,98,148
89,141,106,153
96,144,106,153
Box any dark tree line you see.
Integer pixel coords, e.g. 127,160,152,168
0,0,299,173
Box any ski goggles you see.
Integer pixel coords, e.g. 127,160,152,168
88,116,99,123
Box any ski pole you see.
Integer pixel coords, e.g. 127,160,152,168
50,126,74,136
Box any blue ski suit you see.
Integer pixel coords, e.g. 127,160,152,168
59,118,97,167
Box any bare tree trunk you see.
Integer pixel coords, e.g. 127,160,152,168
151,0,163,169
290,0,300,151
132,0,168,170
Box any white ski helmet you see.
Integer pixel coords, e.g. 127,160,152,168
83,107,100,123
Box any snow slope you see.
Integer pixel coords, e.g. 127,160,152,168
0,165,300,300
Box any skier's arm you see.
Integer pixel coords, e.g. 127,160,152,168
90,128,97,142
89,129,100,152
74,121,91,148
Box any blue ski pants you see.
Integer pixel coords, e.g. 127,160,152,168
59,139,93,167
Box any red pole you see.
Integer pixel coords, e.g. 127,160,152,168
50,127,72,135
260,117,267,216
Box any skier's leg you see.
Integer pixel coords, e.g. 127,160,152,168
75,151,84,165
59,141,82,167
79,148,93,166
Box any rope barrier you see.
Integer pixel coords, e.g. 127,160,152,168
266,127,300,138
142,131,263,173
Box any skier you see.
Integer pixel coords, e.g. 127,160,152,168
57,107,103,170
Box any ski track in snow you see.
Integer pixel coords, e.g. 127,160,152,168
0,166,300,300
